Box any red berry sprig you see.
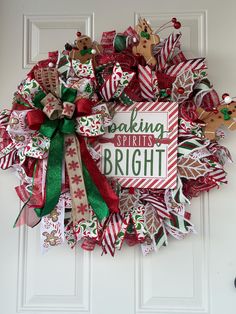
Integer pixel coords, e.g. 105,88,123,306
172,17,181,29
155,17,182,34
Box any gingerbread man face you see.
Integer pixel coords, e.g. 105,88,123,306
197,102,236,140
132,18,160,67
69,35,93,63
69,33,103,64
76,36,93,53
136,18,154,38
49,208,59,222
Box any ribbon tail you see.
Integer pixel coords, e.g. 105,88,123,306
65,134,91,223
14,160,44,227
79,137,120,213
34,131,64,217
14,200,41,228
82,162,109,222
65,134,109,222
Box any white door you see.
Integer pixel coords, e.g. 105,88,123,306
1,1,236,314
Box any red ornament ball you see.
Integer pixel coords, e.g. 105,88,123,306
172,17,177,23
174,21,181,29
177,87,185,94
76,31,82,37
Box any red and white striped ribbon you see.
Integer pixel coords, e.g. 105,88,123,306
170,51,186,65
138,65,154,100
102,213,123,256
0,149,17,169
100,64,123,101
158,33,181,71
165,58,207,77
209,168,227,184
0,143,17,170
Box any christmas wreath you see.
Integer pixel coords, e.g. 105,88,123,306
0,17,235,255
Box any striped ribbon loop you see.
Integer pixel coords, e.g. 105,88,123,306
101,213,123,256
170,51,186,65
138,65,154,101
0,145,17,169
165,58,207,76
208,167,227,184
99,63,123,101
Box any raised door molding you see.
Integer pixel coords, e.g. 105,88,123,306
17,226,91,313
135,194,210,314
23,14,94,68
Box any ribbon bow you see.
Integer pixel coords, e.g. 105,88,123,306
30,84,118,224
32,86,80,219
80,48,93,56
220,107,231,120
140,31,150,40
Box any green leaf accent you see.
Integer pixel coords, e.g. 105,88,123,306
120,93,134,106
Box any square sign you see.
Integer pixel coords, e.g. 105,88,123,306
97,101,178,189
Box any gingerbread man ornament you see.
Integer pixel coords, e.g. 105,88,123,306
69,32,103,63
132,18,160,67
42,231,60,247
197,102,236,140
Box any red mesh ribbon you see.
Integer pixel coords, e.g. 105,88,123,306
79,137,119,213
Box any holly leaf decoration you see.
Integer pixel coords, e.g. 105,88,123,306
171,70,194,103
178,156,210,179
144,203,161,237
119,189,140,216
